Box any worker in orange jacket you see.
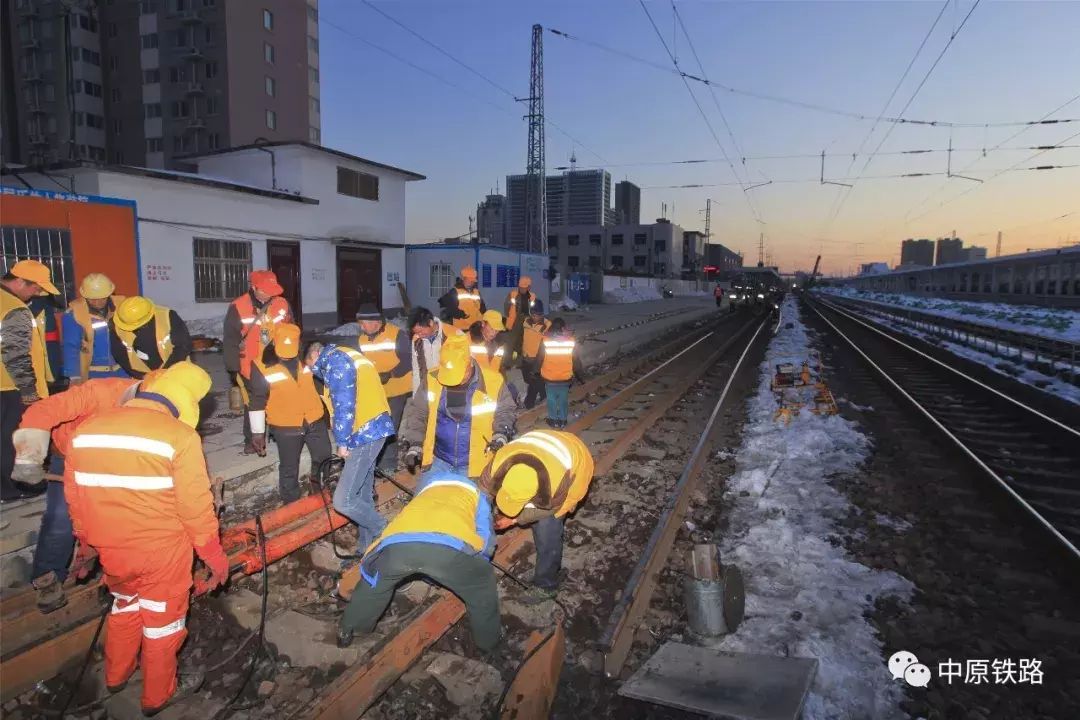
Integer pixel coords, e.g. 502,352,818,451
65,362,225,716
12,375,147,614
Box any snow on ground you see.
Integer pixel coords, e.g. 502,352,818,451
817,286,1079,342
853,309,1080,406
603,286,662,303
186,317,224,340
715,295,914,720
550,296,579,311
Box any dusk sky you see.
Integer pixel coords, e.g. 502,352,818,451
318,0,1080,274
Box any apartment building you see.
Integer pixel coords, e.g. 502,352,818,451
548,219,685,277
2,0,320,168
506,168,619,250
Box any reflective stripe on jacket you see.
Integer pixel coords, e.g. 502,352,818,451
358,323,411,398
65,399,219,549
505,289,536,330
0,289,50,398
231,294,291,379
19,377,137,458
314,345,392,447
67,296,125,379
470,343,505,374
489,430,594,518
453,289,484,331
113,306,173,375
540,338,575,382
522,318,551,359
257,361,325,428
363,474,494,561
422,365,504,478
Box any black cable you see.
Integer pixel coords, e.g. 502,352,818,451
56,603,109,719
313,456,369,562
213,515,269,720
490,623,561,720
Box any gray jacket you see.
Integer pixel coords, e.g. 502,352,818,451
1,287,40,399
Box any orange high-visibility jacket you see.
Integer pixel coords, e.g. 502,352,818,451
540,337,576,381
470,341,505,374
522,318,551,359
65,398,219,548
253,359,325,428
19,377,138,457
232,294,291,379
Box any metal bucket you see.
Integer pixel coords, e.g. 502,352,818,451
684,565,745,637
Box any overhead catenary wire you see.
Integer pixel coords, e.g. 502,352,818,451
547,26,1080,131
351,2,609,165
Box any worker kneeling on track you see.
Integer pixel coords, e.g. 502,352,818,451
400,333,517,480
336,471,501,654
13,375,150,614
247,323,332,504
484,430,594,603
65,362,227,717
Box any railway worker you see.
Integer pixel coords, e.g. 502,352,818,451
407,306,460,394
536,318,586,429
109,296,193,379
29,294,63,391
354,303,412,475
400,333,516,480
521,299,551,410
223,270,293,455
1,260,60,503
246,324,332,504
62,272,128,385
12,374,147,613
65,362,225,715
503,275,536,367
469,310,522,406
438,265,486,332
304,340,394,556
486,429,594,601
335,470,500,654
714,284,724,308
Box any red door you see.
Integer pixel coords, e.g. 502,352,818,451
336,247,381,325
267,241,302,327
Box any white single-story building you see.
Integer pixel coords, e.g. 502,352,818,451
3,141,425,333
404,244,550,318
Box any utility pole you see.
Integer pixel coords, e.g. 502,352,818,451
757,232,764,267
522,24,547,255
996,230,1003,258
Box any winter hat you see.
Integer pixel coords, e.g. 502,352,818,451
355,303,382,321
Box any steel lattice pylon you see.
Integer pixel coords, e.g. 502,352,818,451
524,24,547,255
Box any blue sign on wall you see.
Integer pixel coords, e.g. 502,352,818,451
482,264,492,287
567,273,591,303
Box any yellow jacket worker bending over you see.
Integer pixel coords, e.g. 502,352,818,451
485,429,594,601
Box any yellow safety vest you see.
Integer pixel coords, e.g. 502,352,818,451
421,367,504,478
470,342,505,374
319,346,391,433
522,318,551,359
358,324,411,399
453,288,484,331
0,290,50,398
489,430,595,518
113,306,174,375
541,337,575,382
70,295,125,379
505,289,538,330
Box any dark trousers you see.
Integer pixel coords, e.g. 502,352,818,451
32,455,74,582
522,359,547,409
532,515,565,590
716,297,723,307
1,390,26,499
272,418,333,504
377,393,409,472
341,542,501,652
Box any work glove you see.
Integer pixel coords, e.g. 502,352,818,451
488,434,508,453
11,462,45,487
68,376,85,387
195,539,229,592
379,372,391,385
21,394,40,407
251,434,267,457
72,542,99,581
404,449,422,473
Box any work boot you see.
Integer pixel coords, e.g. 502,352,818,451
32,571,68,614
106,680,128,694
336,627,354,649
142,672,204,717
241,441,257,455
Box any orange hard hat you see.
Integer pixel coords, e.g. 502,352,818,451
250,270,284,296
10,260,59,295
461,266,478,281
273,323,302,359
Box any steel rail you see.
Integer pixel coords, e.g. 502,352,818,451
314,314,766,719
600,318,768,677
805,297,1080,561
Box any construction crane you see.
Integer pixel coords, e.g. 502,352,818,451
803,255,822,289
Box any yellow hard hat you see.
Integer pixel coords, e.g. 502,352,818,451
438,334,472,386
495,464,539,518
114,296,156,332
483,310,505,332
11,260,59,295
140,361,212,429
79,273,115,300
274,323,301,359
461,266,478,281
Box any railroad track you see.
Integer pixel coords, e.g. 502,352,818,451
805,295,1080,559
307,308,771,719
1,305,740,711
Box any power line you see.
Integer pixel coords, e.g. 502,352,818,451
352,3,609,165
829,0,981,228
638,0,762,226
547,26,1080,130
824,0,950,226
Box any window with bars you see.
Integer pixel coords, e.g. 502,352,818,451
336,167,378,201
1,226,76,305
193,237,251,302
429,262,453,299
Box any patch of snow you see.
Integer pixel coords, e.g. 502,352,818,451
186,317,224,340
329,322,360,336
603,286,662,304
838,398,875,412
550,296,580,311
816,286,1079,342
716,295,914,720
875,513,913,533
